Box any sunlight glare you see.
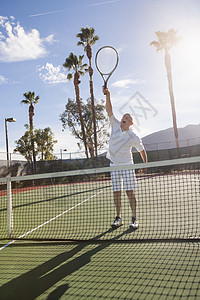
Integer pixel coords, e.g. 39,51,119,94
174,33,200,66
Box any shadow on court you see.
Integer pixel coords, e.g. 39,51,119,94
0,184,110,213
0,228,130,300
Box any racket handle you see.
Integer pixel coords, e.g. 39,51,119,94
103,83,107,95
103,85,107,95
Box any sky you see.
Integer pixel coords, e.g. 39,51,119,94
1,0,200,160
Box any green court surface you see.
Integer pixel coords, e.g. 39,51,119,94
0,160,199,299
0,240,200,299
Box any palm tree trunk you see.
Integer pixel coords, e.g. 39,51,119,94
74,71,89,158
165,51,180,149
89,65,97,157
87,44,98,157
29,104,36,173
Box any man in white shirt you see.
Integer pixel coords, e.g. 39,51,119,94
103,87,147,229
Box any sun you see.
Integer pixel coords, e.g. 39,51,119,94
173,31,200,65
171,29,200,89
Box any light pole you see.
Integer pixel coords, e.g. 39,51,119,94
60,148,67,161
60,149,67,171
5,117,16,166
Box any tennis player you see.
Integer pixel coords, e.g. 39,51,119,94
103,87,147,229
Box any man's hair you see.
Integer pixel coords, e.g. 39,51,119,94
123,113,133,123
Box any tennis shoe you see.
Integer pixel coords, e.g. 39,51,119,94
129,217,139,230
111,216,123,228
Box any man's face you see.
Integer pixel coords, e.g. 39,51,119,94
120,113,133,131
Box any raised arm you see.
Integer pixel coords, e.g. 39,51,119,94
103,87,113,118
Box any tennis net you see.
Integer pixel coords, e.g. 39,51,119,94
0,156,199,241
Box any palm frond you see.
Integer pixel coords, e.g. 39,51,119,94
90,35,99,45
79,70,85,77
150,41,162,52
77,27,99,48
21,99,30,105
151,28,181,52
77,41,84,46
79,54,84,61
21,91,39,105
82,63,88,68
67,73,73,80
63,52,79,71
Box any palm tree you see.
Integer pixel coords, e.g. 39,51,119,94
21,91,39,172
77,27,99,157
150,29,181,149
63,52,89,158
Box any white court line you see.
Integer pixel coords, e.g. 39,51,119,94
0,191,102,251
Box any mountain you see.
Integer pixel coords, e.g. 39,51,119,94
142,124,200,151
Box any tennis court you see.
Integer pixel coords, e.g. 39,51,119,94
0,240,200,299
0,157,200,298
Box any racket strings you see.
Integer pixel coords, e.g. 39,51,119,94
95,46,119,75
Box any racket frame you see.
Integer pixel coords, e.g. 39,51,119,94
95,45,119,89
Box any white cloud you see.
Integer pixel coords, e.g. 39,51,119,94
37,63,68,84
43,34,55,44
111,78,144,88
0,16,55,62
0,74,8,85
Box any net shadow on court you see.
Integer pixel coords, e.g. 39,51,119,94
0,239,199,299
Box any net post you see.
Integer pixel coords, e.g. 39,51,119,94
7,177,14,238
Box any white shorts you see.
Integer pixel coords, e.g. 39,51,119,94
110,168,138,192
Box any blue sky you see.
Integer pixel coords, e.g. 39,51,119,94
1,0,200,159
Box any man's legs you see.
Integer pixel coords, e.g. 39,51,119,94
113,190,122,218
126,190,136,218
126,189,139,229
111,170,124,227
113,189,136,218
111,190,123,228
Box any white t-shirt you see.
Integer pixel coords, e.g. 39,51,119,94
106,115,144,165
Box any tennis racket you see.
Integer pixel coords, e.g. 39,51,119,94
95,46,119,93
